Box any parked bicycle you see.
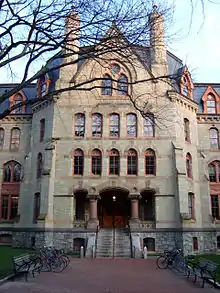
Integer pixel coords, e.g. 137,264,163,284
156,248,182,269
36,246,70,273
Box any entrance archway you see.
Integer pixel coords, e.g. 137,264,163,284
98,188,130,228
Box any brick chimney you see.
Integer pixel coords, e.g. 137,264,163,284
149,4,168,77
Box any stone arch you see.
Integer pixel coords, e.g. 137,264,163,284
73,237,86,256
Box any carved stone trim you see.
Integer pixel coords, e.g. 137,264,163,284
128,193,142,200
86,194,101,200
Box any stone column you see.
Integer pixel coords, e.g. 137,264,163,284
129,193,141,229
87,195,100,229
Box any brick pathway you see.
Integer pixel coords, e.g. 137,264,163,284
0,259,219,293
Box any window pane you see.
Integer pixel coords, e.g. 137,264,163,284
92,156,101,175
144,117,154,137
118,75,128,95
188,194,193,218
209,165,216,182
102,75,112,96
210,129,219,148
109,156,119,175
92,114,102,137
75,114,85,137
13,163,21,182
110,114,119,137
127,155,137,175
211,195,219,219
74,155,83,175
207,100,216,114
10,128,20,151
11,196,18,219
4,165,11,182
145,156,155,175
127,114,137,137
1,196,9,220
0,128,4,149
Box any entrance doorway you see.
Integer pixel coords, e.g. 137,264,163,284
98,188,130,228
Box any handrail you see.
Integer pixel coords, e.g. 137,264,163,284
94,225,99,258
113,228,115,258
127,223,133,258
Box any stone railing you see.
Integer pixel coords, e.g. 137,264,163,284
72,220,86,228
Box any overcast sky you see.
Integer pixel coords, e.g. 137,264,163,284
1,0,219,84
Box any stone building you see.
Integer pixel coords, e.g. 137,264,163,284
0,7,220,257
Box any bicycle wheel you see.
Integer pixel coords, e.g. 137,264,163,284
51,258,66,273
40,259,51,272
61,255,70,266
156,256,168,269
59,256,69,268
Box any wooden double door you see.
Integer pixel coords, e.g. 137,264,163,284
98,191,130,228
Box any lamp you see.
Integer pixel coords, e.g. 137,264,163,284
112,196,116,202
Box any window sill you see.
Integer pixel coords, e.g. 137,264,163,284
0,220,17,223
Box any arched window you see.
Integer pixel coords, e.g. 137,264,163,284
109,149,120,175
102,74,112,96
207,94,216,114
73,149,84,176
91,149,102,175
193,237,198,251
118,74,128,95
92,113,102,137
13,93,23,114
144,115,154,137
3,161,21,183
109,113,120,137
36,153,43,179
127,113,137,137
75,113,85,137
184,118,190,142
188,193,195,220
0,128,4,150
33,193,41,222
10,128,20,151
186,153,192,178
145,149,156,175
209,161,220,183
127,149,137,175
210,128,219,149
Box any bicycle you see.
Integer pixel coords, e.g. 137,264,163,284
156,248,182,269
38,247,67,273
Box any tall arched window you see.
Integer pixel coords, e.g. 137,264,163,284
102,74,112,96
186,153,192,178
145,149,156,175
75,113,85,137
3,161,21,183
210,128,219,149
109,113,120,137
144,115,154,137
0,128,4,150
109,149,120,175
73,149,84,176
92,113,102,137
127,114,137,137
118,74,128,95
188,193,195,220
36,153,43,179
184,118,190,142
10,128,20,151
209,161,220,183
127,149,137,175
91,149,102,175
207,94,216,114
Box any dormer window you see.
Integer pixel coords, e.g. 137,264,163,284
207,94,216,114
201,86,219,114
180,68,194,99
37,74,50,98
9,92,26,114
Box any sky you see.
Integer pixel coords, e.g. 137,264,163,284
1,0,220,84
167,0,220,83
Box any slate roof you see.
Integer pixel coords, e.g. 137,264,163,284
0,83,36,115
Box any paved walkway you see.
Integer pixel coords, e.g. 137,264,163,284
0,259,218,293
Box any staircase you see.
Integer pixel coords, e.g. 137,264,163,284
114,228,131,258
96,229,114,257
95,228,132,258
